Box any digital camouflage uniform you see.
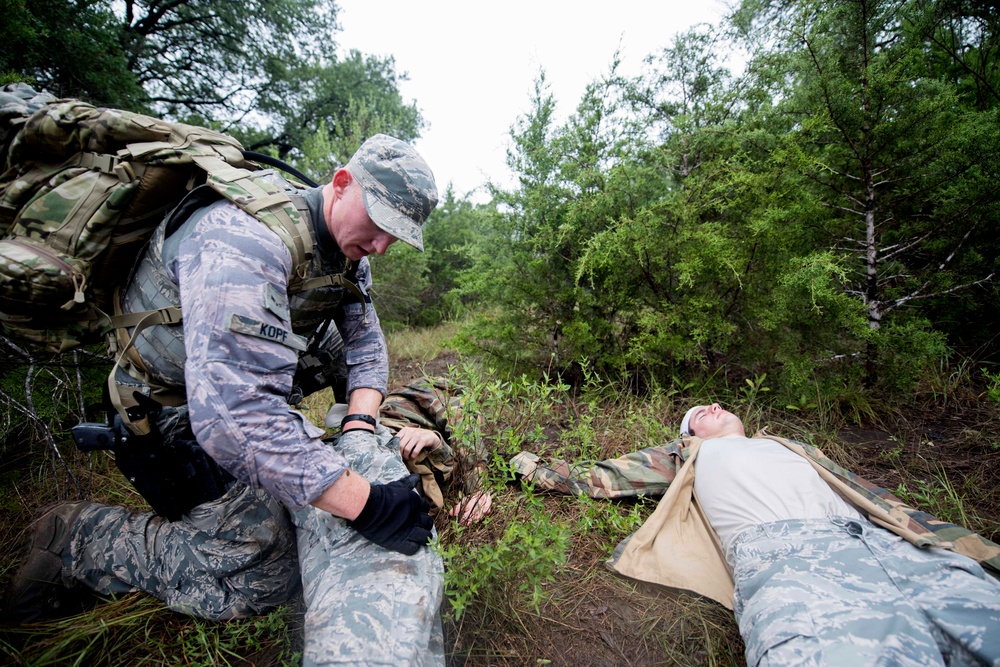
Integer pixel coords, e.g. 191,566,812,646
512,433,1000,666
64,165,444,664
285,377,485,664
732,516,1000,666
293,427,444,666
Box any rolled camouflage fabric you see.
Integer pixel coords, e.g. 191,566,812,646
510,443,687,499
0,83,58,161
379,376,487,514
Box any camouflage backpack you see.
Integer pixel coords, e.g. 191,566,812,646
0,83,319,353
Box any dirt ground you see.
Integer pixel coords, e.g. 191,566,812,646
394,354,1000,665
0,350,996,666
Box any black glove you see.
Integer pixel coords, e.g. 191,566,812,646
347,474,433,555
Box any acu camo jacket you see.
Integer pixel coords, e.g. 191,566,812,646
124,186,388,510
511,430,1000,608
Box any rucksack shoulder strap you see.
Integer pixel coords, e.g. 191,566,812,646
297,262,369,309
106,305,183,435
191,154,314,293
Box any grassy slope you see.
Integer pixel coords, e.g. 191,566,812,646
0,323,997,665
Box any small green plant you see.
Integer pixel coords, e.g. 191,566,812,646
879,435,905,463
664,374,696,399
736,372,771,432
831,382,879,426
170,607,299,666
739,373,771,406
921,356,975,407
982,367,1000,405
893,465,971,529
437,487,572,621
785,393,818,412
450,361,569,457
575,494,654,555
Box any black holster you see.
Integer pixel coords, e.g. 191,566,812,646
114,415,234,520
73,403,235,521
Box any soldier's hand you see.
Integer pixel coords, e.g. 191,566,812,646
347,474,433,555
449,490,493,525
397,427,441,461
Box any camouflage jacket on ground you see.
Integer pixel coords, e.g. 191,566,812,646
511,431,1000,589
379,376,488,515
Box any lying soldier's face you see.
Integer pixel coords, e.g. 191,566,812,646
688,404,744,439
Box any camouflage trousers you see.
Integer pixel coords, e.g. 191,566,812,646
291,427,445,667
64,483,299,620
732,516,1000,667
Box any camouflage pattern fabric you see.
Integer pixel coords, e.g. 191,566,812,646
510,434,1000,576
123,187,385,397
0,98,243,290
509,442,687,499
732,517,1000,667
346,134,438,252
380,376,488,511
130,200,386,510
63,483,299,620
0,83,57,166
0,90,314,354
292,427,444,666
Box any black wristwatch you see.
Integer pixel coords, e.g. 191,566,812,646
340,413,377,430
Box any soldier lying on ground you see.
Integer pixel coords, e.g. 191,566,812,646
511,403,1000,667
358,376,492,525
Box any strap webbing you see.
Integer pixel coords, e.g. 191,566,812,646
106,306,182,434
192,154,314,292
297,272,368,305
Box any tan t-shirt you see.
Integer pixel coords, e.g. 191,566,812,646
694,436,863,565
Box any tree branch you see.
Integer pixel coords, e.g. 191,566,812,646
889,273,995,310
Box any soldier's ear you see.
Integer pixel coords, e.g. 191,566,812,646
331,168,352,196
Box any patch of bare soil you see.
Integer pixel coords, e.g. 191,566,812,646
440,515,743,667
831,400,1000,542
389,350,460,390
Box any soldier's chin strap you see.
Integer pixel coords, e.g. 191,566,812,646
106,306,182,435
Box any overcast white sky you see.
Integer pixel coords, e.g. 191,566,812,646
334,0,732,202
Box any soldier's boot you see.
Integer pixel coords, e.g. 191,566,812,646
3,501,98,624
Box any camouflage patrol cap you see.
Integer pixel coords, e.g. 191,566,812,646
346,134,438,251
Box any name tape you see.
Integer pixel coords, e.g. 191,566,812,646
229,313,307,352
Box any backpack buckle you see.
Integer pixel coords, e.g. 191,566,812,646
80,151,119,174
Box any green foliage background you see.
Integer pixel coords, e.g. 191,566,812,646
452,0,1000,406
2,2,1000,663
6,0,997,408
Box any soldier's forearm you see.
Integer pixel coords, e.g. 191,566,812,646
312,469,371,519
342,387,383,431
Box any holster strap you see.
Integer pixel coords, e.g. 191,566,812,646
106,306,183,434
